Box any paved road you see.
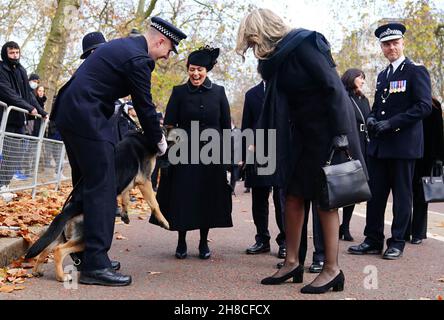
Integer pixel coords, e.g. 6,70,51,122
2,186,444,300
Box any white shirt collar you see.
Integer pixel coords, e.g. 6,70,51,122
390,55,406,73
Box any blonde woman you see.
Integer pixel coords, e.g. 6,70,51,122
236,9,366,294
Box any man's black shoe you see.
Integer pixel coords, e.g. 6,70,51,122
277,245,286,259
411,238,422,245
348,242,382,255
308,261,324,273
382,247,403,260
246,242,270,254
79,268,132,286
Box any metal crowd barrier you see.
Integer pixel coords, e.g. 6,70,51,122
0,101,70,199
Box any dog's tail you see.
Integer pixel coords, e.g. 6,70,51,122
25,201,82,259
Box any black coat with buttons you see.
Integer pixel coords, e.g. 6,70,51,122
152,78,233,231
368,58,432,159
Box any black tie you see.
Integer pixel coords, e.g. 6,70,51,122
387,64,393,79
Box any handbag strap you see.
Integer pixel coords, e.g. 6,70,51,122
430,161,444,182
326,148,353,166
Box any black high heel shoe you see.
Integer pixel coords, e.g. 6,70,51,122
261,265,304,285
300,270,345,294
175,243,187,259
199,241,211,260
339,225,354,241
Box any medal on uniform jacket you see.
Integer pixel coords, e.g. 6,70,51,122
389,80,407,93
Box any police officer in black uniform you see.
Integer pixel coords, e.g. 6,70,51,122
242,81,287,258
348,23,432,260
51,17,186,286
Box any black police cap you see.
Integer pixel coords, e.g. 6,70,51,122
375,23,406,42
150,17,187,53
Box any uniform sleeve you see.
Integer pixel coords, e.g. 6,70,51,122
163,86,180,127
219,86,231,130
296,34,350,136
388,65,432,130
241,92,252,131
124,57,162,147
0,73,35,112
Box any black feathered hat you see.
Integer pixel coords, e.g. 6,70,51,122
187,46,220,72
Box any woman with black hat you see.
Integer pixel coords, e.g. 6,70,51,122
151,46,233,260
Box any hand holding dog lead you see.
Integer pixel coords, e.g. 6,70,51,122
157,135,167,156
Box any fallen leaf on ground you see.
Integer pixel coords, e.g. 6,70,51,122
437,295,443,300
138,216,147,220
13,286,25,291
147,271,162,275
438,277,444,283
0,285,15,293
115,234,128,240
437,221,444,228
115,221,124,225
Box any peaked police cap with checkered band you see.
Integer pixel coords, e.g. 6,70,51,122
375,22,406,42
150,17,187,53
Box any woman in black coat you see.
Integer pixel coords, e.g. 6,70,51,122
236,9,366,294
406,97,444,244
151,46,233,260
339,69,371,241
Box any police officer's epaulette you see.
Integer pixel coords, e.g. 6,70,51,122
410,60,424,67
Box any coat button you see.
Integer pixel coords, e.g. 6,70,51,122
381,111,386,115
200,105,204,109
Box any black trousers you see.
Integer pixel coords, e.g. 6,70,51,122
364,157,415,251
60,129,116,271
406,176,428,240
299,201,325,265
251,186,285,246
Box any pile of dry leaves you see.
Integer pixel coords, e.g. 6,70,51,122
0,182,73,241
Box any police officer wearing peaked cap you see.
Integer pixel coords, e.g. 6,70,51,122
51,17,186,286
348,22,432,260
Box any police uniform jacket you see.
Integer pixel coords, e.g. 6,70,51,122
368,58,432,159
241,81,275,188
51,36,162,148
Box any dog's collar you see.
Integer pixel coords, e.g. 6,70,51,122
187,77,213,92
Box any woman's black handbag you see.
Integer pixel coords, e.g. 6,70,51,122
422,162,444,203
319,148,371,211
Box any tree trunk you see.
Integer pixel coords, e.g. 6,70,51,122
132,0,158,33
36,0,80,113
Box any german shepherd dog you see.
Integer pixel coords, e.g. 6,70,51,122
25,129,176,282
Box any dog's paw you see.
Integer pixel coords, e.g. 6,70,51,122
56,274,73,282
121,213,130,224
32,271,44,277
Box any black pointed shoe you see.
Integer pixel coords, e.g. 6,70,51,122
199,242,211,260
411,238,423,245
348,242,382,255
79,268,132,286
175,243,187,259
261,265,304,285
246,242,270,254
339,225,354,241
300,270,345,294
382,247,403,260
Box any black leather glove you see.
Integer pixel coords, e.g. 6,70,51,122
332,135,349,150
366,117,377,131
374,120,392,137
